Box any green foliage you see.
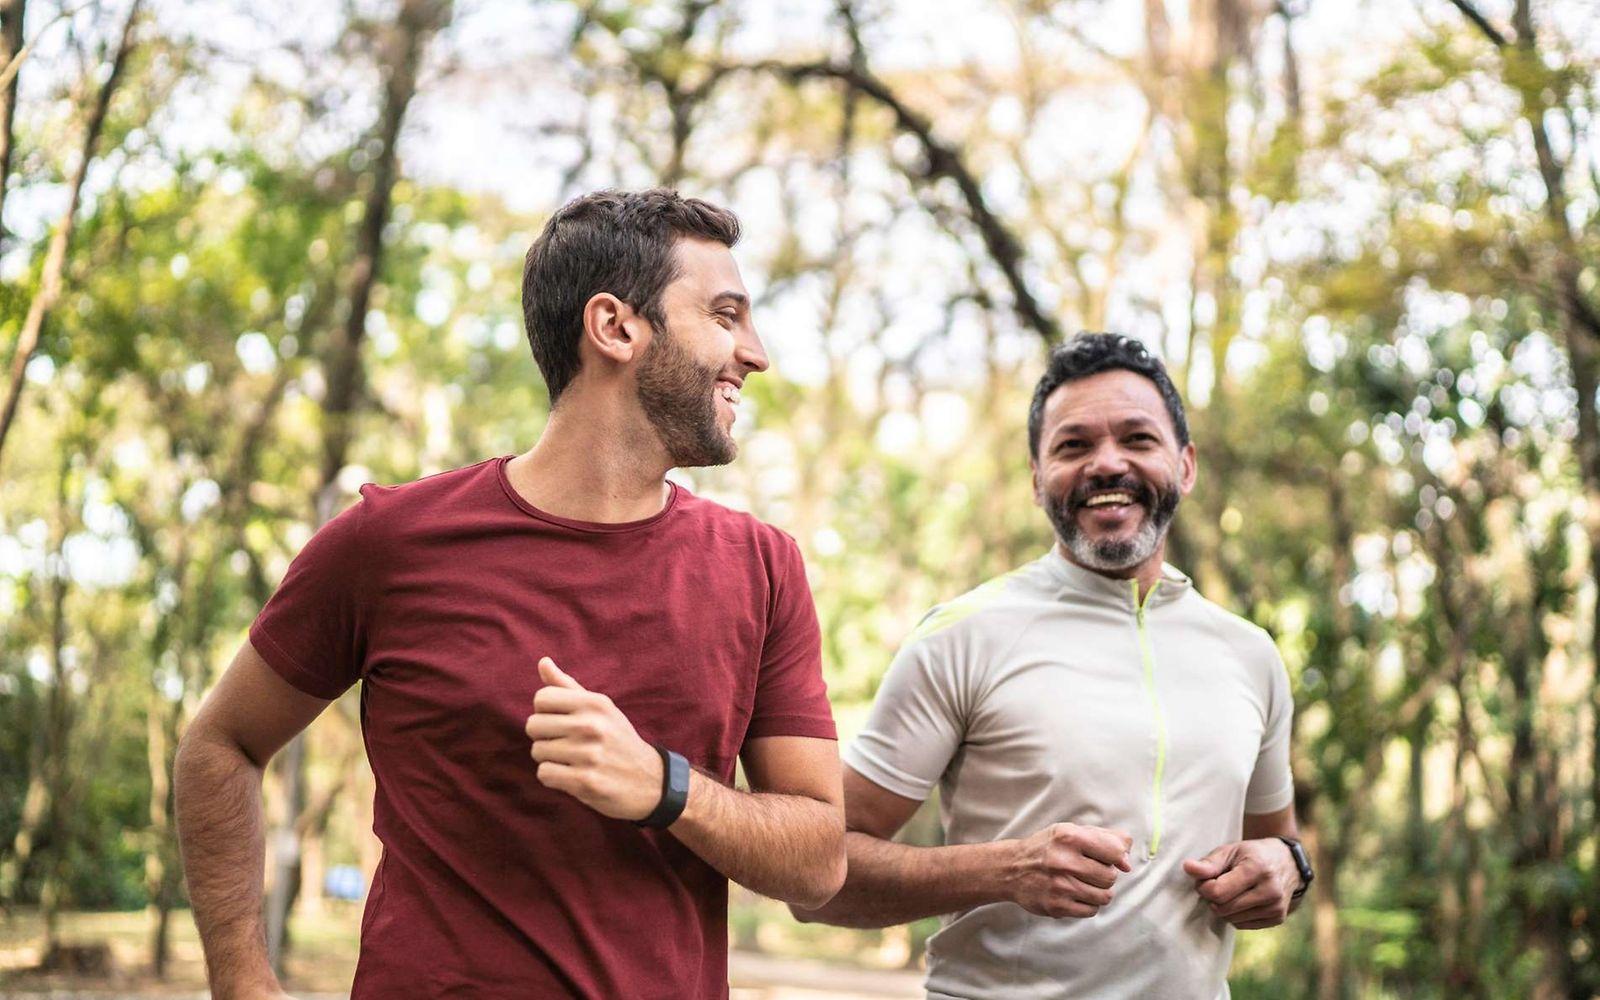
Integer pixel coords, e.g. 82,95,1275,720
1,2,1597,996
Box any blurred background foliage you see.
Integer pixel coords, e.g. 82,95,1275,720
0,0,1597,997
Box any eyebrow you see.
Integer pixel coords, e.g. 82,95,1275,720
710,291,749,309
1050,415,1162,439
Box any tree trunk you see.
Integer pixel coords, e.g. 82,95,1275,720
265,0,452,976
144,695,178,977
1504,1,1600,982
0,0,25,247
0,0,140,467
37,453,71,949
1301,812,1342,1000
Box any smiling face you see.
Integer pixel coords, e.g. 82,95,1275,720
1030,369,1197,577
634,237,768,467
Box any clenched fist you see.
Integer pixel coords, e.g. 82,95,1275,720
1182,839,1299,929
1006,823,1133,918
524,657,664,821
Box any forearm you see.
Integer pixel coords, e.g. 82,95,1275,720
793,832,1015,928
668,770,845,909
173,726,280,1000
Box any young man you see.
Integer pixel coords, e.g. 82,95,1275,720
794,334,1311,999
175,190,846,999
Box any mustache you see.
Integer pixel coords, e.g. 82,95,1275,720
1066,476,1156,510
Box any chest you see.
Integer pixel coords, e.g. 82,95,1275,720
359,531,771,777
965,616,1266,805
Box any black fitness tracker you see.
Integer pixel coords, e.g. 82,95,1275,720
1277,836,1315,900
636,744,690,829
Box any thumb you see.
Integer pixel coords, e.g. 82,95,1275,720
1182,844,1233,881
537,656,584,691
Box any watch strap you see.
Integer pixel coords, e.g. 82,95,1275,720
1277,835,1314,899
636,744,690,829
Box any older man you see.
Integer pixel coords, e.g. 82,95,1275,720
795,333,1310,999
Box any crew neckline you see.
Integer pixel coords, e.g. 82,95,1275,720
495,455,682,533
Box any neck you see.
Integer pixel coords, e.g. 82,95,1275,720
506,388,675,523
1055,540,1167,601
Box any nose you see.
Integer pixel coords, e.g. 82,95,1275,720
734,317,769,375
1082,439,1131,479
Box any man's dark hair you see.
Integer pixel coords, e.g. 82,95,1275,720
522,189,741,404
1027,332,1190,457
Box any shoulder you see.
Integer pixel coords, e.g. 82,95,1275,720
1182,590,1284,675
349,457,504,539
673,488,801,562
901,558,1054,656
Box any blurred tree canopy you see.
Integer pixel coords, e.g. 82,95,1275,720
0,0,1597,997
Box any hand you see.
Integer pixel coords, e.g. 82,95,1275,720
1182,838,1300,929
524,657,664,821
1006,822,1133,918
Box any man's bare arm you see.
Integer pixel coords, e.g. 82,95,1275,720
791,768,1131,928
667,735,845,909
174,642,331,1000
524,657,845,908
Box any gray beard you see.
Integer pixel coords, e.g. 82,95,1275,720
1045,483,1180,573
1062,511,1166,572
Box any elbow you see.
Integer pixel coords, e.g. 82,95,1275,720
788,841,848,913
173,725,203,787
786,875,839,918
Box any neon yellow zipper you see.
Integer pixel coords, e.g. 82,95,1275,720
1132,579,1167,857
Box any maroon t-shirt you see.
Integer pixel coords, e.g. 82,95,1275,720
249,456,836,999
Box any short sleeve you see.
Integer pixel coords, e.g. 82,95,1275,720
841,631,966,803
1244,636,1295,814
743,532,837,743
248,495,372,701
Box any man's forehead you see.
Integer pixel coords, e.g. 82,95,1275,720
669,237,746,299
1042,370,1172,431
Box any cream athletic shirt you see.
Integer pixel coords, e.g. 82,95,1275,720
844,549,1295,1000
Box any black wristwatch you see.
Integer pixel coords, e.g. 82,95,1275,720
636,744,690,829
1277,836,1314,900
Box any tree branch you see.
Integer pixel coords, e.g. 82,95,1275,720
740,59,1062,346
1446,0,1509,48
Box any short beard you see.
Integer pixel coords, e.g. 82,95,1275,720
1045,475,1182,574
634,320,735,468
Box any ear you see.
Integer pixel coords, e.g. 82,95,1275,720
581,292,650,365
1029,457,1043,507
1178,442,1198,496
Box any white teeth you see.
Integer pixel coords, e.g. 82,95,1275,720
1085,492,1134,507
718,383,741,404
